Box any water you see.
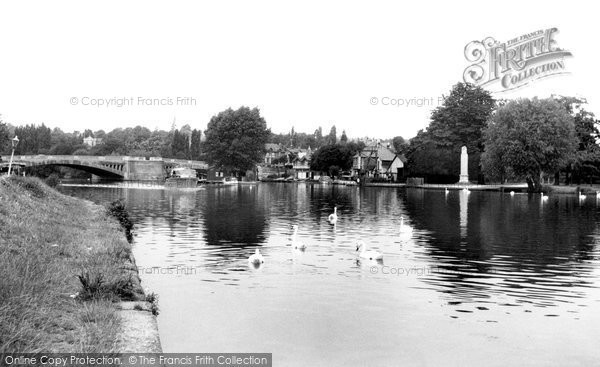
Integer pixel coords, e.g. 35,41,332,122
59,184,600,366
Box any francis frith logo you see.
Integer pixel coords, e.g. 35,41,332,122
463,28,572,92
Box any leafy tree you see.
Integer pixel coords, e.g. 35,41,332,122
327,125,337,145
551,96,600,185
340,130,348,143
309,143,359,177
0,116,10,155
13,124,52,154
481,98,577,192
204,106,270,174
392,136,408,156
314,127,324,146
171,129,190,159
190,129,202,160
406,82,496,182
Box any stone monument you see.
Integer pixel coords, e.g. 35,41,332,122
459,146,469,184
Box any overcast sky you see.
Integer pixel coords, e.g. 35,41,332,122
0,0,597,140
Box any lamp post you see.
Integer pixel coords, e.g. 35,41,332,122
7,135,19,176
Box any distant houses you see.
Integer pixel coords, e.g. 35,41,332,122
264,143,285,165
258,142,405,182
352,142,405,181
206,142,406,182
258,143,314,180
83,136,103,147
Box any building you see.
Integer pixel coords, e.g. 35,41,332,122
264,143,286,165
83,136,103,147
353,143,405,181
291,147,312,180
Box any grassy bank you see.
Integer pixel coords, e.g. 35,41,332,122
0,176,145,352
545,185,600,195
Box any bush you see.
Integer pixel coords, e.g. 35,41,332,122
106,199,134,243
77,271,105,300
145,292,159,316
77,271,137,301
8,176,47,198
45,174,60,188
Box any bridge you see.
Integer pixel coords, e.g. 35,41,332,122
0,155,208,180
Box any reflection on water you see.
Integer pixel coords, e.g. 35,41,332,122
59,184,600,366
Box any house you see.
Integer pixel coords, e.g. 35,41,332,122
291,147,313,180
353,143,405,181
264,143,286,165
83,136,102,147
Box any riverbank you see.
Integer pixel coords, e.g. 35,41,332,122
0,176,161,353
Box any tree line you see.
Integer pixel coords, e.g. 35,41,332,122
0,122,203,161
404,83,600,191
4,82,597,191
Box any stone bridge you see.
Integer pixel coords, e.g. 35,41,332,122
0,155,208,180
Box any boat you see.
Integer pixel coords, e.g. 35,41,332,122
222,177,239,185
165,167,199,189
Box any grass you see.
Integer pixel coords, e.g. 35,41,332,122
0,176,145,353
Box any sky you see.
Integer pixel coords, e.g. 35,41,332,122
0,0,597,140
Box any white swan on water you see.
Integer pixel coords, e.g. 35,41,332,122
541,192,548,201
356,241,383,260
400,215,413,234
579,191,586,201
328,207,338,224
248,249,264,265
509,191,515,196
445,187,449,195
291,225,307,250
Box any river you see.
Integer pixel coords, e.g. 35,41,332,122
59,183,600,366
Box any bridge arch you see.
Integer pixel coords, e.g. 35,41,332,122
11,158,125,179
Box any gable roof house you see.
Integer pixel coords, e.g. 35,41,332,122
264,143,286,165
352,143,405,181
291,147,313,180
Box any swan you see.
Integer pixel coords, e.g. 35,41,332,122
463,187,470,194
445,187,449,195
579,191,586,200
400,215,413,234
356,241,383,260
541,192,548,200
328,206,338,224
248,249,264,265
509,191,515,196
291,225,307,250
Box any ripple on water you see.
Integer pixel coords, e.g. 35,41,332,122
58,184,600,362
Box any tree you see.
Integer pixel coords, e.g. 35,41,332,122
327,125,337,145
314,127,324,146
13,124,52,154
190,129,202,160
481,98,577,192
392,136,408,156
551,96,600,185
0,116,10,154
406,82,496,182
340,130,348,143
309,143,357,177
204,106,270,174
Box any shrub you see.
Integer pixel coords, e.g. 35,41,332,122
45,174,60,188
106,199,134,243
77,271,105,300
8,176,47,198
145,292,159,316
